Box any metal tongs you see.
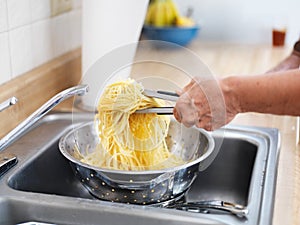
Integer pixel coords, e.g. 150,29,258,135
135,89,179,115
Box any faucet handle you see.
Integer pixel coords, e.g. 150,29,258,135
0,97,18,112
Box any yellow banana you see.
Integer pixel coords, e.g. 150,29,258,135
152,1,165,27
164,0,175,26
176,16,195,27
167,0,180,22
145,2,155,25
145,0,182,27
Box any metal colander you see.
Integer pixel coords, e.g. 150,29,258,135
59,119,215,205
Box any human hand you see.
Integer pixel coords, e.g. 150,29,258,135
267,54,300,73
173,77,238,131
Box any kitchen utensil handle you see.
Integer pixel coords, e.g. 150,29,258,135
156,91,179,98
143,89,179,102
0,153,18,177
168,200,248,218
135,107,174,115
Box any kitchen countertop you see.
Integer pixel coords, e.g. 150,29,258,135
131,40,299,225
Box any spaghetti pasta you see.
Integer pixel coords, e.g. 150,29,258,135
80,78,183,170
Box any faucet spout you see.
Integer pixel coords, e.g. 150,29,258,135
0,84,89,151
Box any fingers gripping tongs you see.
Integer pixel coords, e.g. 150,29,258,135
135,89,179,115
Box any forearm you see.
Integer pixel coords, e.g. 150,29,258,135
222,69,300,116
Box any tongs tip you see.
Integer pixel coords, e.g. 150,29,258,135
136,89,179,115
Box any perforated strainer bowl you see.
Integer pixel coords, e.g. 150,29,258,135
59,118,215,205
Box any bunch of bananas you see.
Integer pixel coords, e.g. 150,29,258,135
176,16,195,27
145,0,181,27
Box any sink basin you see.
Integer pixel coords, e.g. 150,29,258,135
0,112,280,225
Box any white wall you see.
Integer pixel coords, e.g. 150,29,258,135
175,0,300,45
1,0,299,87
0,0,82,85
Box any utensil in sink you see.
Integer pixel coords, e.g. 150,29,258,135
165,200,248,218
59,118,215,205
0,152,17,178
135,89,179,115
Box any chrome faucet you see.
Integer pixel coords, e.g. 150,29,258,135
0,97,18,112
0,85,88,151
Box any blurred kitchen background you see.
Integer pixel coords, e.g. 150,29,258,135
0,2,299,224
0,0,299,86
175,0,300,45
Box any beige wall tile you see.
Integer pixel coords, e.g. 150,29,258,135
69,9,81,50
7,0,31,29
72,0,82,9
9,25,33,77
30,0,51,22
0,1,82,84
31,19,53,67
0,0,8,32
0,32,11,83
51,13,71,58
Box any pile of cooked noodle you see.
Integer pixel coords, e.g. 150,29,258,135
79,78,183,171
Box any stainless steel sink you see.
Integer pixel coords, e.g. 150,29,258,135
0,112,280,225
